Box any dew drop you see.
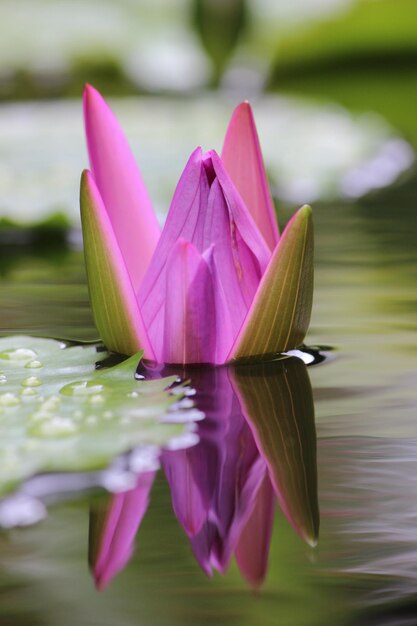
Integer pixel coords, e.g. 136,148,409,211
21,376,42,388
35,417,78,437
60,381,105,396
0,348,37,362
0,393,20,407
89,394,105,405
25,360,43,369
21,388,38,398
39,396,61,412
31,411,50,423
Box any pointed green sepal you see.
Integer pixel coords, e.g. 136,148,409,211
229,205,313,361
80,170,155,359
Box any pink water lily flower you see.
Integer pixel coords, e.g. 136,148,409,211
80,85,313,364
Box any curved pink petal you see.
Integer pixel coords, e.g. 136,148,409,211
83,84,160,291
221,102,279,251
235,474,275,588
91,471,156,590
139,148,270,363
138,148,206,359
209,151,270,292
162,446,211,537
163,240,216,364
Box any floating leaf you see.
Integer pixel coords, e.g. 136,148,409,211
0,336,192,496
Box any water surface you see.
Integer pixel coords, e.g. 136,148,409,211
0,141,416,626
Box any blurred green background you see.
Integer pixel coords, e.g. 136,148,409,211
0,0,416,230
0,0,416,102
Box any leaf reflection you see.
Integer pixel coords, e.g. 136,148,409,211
232,358,319,547
89,356,318,589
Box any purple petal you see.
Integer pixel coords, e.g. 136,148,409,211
221,101,279,250
210,151,271,278
190,521,216,577
162,240,216,364
91,471,156,590
235,474,275,588
138,148,207,360
162,445,214,537
139,148,270,363
83,84,160,291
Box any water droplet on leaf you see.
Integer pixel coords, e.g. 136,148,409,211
60,381,105,397
0,348,37,362
0,393,20,407
21,376,42,388
32,417,78,437
25,360,43,369
21,388,38,398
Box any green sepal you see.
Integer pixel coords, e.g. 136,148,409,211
231,205,313,361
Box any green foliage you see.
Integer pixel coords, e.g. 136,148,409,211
270,0,417,145
272,0,417,75
0,336,187,495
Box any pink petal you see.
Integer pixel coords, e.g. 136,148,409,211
162,446,212,537
92,471,156,590
221,102,279,251
163,240,216,364
138,148,207,360
190,399,266,575
139,148,270,363
235,474,275,588
83,84,160,291
210,151,271,275
80,170,155,359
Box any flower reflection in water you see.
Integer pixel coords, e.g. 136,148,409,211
89,355,318,589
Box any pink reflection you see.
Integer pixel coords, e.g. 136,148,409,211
89,471,155,590
89,357,318,589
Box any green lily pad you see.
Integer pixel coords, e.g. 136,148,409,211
0,336,193,496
